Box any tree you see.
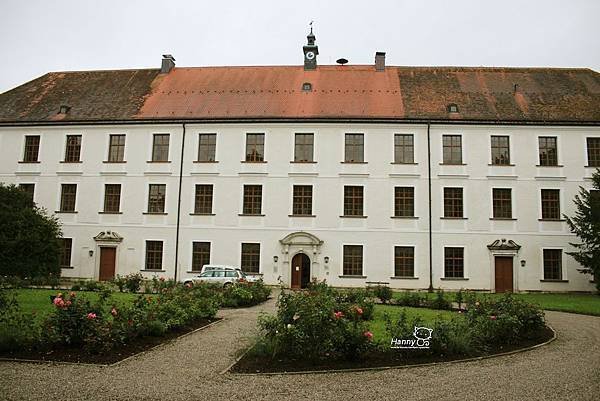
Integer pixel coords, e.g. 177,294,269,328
0,184,62,278
565,170,600,293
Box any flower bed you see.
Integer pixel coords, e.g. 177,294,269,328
0,283,221,364
232,283,553,373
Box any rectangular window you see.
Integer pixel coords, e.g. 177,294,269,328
151,134,170,162
59,238,72,268
444,247,464,278
242,185,262,215
394,246,415,277
294,133,314,162
343,186,364,216
198,134,217,162
192,242,211,272
145,241,163,270
64,135,82,162
541,189,560,220
443,187,463,218
491,136,510,165
442,135,462,164
492,188,512,219
18,184,35,204
587,138,600,167
59,184,77,212
543,249,562,280
343,245,363,276
23,136,40,162
394,187,415,217
194,184,213,214
292,185,313,215
344,134,364,162
103,184,121,213
241,243,260,273
591,190,600,220
539,137,558,166
245,133,265,162
394,134,414,164
147,184,166,213
107,134,126,162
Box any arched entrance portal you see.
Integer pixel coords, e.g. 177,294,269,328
291,253,311,289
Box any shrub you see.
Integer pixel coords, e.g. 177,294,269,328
122,273,143,293
253,284,375,361
149,275,176,293
222,280,271,307
40,282,221,355
427,288,452,310
0,291,40,351
395,291,425,308
372,285,393,304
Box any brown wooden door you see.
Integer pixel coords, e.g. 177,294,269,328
495,256,513,293
291,253,302,289
99,247,116,281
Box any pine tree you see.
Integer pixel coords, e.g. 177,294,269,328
565,170,600,293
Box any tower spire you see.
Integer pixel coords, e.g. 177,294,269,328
303,22,319,70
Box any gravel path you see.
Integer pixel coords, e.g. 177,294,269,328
1,299,599,401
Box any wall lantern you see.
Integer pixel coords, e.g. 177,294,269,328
89,250,94,257
324,256,330,264
520,260,526,267
273,256,278,263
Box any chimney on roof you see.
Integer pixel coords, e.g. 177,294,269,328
375,52,386,71
161,54,176,73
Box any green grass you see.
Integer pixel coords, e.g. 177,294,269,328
7,289,138,320
392,291,600,316
369,304,456,342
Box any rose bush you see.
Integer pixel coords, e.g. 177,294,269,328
253,283,375,361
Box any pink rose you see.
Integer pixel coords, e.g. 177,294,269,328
111,308,118,317
334,311,344,319
490,315,497,320
363,331,373,340
65,300,72,307
356,307,363,315
69,292,76,298
86,312,97,320
53,297,63,306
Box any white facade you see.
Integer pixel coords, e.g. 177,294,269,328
0,122,598,292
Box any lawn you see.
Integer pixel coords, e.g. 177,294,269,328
7,288,138,320
392,291,600,316
369,304,456,342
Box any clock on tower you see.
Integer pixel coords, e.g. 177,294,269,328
302,27,319,70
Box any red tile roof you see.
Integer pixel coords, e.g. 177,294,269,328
0,65,599,124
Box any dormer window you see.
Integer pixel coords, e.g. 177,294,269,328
302,82,312,91
447,103,459,113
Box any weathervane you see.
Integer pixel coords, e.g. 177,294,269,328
309,20,314,34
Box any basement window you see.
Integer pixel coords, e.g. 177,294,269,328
302,82,312,91
447,104,459,113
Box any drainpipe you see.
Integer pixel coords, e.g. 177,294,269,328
174,123,186,282
427,121,434,292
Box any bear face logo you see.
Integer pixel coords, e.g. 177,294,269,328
413,326,433,340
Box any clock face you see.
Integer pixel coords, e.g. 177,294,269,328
306,51,315,60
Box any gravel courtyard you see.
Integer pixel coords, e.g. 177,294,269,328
1,296,599,401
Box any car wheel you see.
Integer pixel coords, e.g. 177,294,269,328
223,282,233,288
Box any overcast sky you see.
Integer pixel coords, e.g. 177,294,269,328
0,0,598,93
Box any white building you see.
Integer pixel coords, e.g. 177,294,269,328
1,34,599,292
